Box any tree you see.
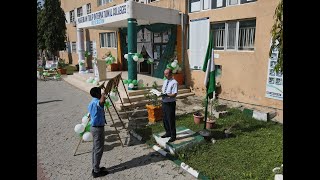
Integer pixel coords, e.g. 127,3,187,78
40,0,67,59
37,1,45,54
270,0,283,73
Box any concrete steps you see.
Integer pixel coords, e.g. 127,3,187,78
62,72,195,111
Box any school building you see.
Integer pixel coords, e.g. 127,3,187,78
59,0,283,121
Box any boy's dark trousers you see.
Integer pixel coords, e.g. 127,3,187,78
91,126,105,173
162,101,176,138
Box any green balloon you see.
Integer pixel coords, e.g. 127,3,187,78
127,79,132,84
123,79,128,84
137,53,143,58
132,80,138,85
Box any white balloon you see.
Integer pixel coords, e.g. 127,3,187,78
148,58,154,62
172,69,177,74
171,62,177,68
82,116,89,124
175,64,180,69
133,56,139,61
173,60,178,63
74,124,85,134
94,77,99,82
124,54,128,59
110,95,119,102
178,67,182,72
128,83,134,88
82,132,93,141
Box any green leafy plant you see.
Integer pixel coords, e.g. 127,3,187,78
144,81,161,107
58,58,67,69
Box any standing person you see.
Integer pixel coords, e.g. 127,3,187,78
88,87,109,178
161,68,178,142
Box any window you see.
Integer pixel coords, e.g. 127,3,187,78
100,32,117,48
89,41,94,52
98,0,113,6
189,0,201,12
240,0,257,4
227,0,239,6
226,22,237,50
238,20,256,50
77,7,83,17
212,19,256,51
212,0,226,9
86,3,91,14
72,42,77,53
203,0,210,10
212,23,225,50
70,10,75,22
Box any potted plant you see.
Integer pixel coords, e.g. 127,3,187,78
206,98,218,129
193,111,204,124
145,81,163,124
57,58,67,74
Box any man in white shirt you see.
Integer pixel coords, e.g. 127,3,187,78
161,68,178,142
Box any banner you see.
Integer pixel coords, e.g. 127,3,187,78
265,39,283,100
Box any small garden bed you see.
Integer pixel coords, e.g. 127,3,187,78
135,108,283,179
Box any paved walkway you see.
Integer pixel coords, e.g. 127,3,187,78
37,80,194,179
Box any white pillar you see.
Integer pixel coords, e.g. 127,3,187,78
77,28,86,73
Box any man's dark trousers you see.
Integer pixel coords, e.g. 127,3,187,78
162,101,176,138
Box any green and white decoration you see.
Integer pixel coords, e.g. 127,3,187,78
123,78,144,89
74,113,92,141
166,59,182,74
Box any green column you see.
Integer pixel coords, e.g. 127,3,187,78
127,18,137,90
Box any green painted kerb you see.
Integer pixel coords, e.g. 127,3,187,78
127,18,137,90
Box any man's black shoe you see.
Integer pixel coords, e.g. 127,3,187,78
161,134,170,138
92,169,109,178
168,137,176,142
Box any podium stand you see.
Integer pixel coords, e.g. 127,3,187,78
94,59,107,82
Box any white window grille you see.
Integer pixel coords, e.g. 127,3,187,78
86,3,91,14
100,32,117,48
213,28,225,49
238,27,255,50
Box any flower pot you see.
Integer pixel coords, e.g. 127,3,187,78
206,118,216,129
110,63,119,71
57,68,67,75
173,73,184,85
146,104,163,123
193,113,204,124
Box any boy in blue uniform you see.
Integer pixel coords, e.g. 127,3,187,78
88,87,108,178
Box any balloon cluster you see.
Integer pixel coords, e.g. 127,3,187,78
74,113,93,141
147,58,154,64
86,77,99,86
123,79,144,89
166,59,182,74
124,53,145,63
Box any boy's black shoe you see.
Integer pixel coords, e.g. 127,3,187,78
161,134,170,138
168,137,176,142
92,169,109,178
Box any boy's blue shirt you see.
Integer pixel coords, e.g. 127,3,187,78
88,98,106,126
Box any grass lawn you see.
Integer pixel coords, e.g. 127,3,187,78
135,108,283,179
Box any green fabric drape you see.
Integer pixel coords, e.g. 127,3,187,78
119,23,177,78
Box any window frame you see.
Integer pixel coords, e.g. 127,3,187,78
99,32,117,48
77,7,83,18
86,3,91,14
70,10,75,23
